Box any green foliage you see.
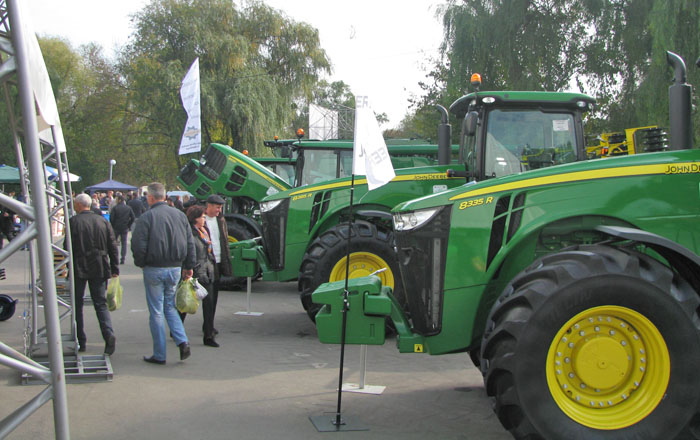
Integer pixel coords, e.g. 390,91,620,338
120,0,331,174
406,0,700,144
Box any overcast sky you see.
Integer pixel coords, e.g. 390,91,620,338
24,0,445,129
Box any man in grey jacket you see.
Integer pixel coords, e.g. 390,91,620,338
131,182,196,365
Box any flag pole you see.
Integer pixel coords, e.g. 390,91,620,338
332,173,356,427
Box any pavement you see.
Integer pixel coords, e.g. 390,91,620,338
0,246,511,440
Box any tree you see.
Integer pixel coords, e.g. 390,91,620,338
411,0,700,143
120,0,331,180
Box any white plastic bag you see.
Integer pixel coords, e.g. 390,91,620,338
193,278,208,300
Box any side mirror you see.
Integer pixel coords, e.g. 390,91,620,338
465,111,478,136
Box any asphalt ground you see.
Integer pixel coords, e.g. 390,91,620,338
0,245,511,440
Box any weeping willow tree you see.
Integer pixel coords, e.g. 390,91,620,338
120,0,331,176
410,0,700,142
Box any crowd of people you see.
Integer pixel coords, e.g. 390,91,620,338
68,183,229,364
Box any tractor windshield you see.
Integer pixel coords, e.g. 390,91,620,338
484,110,577,178
300,149,353,186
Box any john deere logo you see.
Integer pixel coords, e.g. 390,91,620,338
665,163,700,174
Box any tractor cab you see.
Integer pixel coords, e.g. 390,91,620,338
450,76,595,182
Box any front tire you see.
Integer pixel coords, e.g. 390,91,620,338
481,244,700,440
298,220,403,322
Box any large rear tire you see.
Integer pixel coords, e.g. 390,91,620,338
298,220,403,322
481,244,700,440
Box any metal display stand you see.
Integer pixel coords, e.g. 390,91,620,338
234,277,263,316
310,175,368,432
341,345,385,394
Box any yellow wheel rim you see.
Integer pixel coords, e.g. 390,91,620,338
546,305,670,430
228,234,238,244
329,252,395,289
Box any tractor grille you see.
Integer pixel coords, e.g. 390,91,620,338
195,183,211,198
225,166,247,193
395,206,451,336
486,193,528,268
179,161,198,185
199,146,227,181
506,193,526,243
309,191,332,232
486,195,510,268
261,198,289,270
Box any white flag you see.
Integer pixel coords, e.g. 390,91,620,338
179,58,202,155
353,96,395,190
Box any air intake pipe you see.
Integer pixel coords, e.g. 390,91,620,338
436,104,451,165
666,51,693,150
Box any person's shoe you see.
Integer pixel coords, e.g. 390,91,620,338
178,342,191,360
78,343,86,353
203,338,219,348
104,335,116,356
143,356,166,365
119,259,125,265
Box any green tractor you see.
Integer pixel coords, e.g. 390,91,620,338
250,88,597,320
177,136,458,288
312,52,700,439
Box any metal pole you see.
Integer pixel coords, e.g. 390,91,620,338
7,1,70,437
359,344,367,389
334,173,356,427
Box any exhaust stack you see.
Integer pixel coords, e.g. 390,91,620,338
666,51,693,150
436,105,451,165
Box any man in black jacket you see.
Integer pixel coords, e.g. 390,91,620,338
68,193,119,355
110,194,135,264
126,191,145,229
131,182,196,365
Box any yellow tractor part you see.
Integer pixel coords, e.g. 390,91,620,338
586,126,664,158
545,305,670,430
329,251,396,289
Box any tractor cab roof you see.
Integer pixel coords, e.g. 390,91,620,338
449,91,596,118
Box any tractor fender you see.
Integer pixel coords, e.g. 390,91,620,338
223,213,262,237
596,225,700,293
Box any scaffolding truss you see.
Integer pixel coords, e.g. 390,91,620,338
0,0,74,437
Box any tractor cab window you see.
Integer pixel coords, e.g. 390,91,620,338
266,163,295,186
485,109,577,178
299,149,353,186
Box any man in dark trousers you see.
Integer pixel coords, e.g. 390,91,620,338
131,182,196,364
202,194,232,347
68,193,119,355
110,194,135,264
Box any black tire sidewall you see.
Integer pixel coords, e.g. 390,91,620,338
301,221,403,317
515,273,700,440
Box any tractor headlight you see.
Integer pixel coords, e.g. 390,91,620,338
393,207,441,231
260,199,284,213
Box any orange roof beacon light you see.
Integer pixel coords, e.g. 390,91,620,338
273,135,279,141
296,128,305,140
242,149,249,156
471,73,482,91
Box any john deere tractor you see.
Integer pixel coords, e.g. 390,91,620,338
312,51,700,439
177,136,458,289
247,86,599,320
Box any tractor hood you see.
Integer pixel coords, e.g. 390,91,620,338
177,143,292,201
393,149,699,213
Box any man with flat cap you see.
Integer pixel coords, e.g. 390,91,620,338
201,194,231,347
